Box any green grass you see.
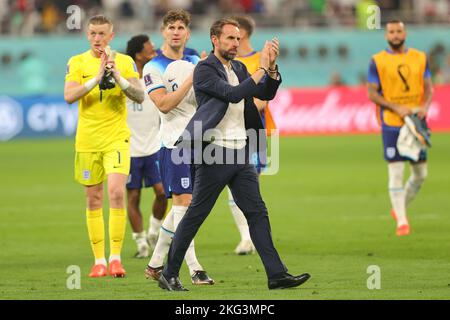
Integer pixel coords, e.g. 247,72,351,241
1,134,450,300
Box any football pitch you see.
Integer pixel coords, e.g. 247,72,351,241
1,134,449,300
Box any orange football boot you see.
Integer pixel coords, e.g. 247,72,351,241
396,224,410,236
109,260,126,278
89,264,107,278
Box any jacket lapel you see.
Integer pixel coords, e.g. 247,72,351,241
208,53,228,80
231,60,247,84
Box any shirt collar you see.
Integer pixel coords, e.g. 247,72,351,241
385,47,409,54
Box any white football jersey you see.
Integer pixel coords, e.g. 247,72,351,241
126,78,161,157
160,60,197,149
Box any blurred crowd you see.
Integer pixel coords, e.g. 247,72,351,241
0,0,449,35
1,0,449,94
428,43,450,85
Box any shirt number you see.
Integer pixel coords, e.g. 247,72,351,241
132,102,143,112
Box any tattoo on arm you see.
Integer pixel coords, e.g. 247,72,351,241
124,78,145,103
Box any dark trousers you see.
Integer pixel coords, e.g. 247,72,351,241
163,158,287,280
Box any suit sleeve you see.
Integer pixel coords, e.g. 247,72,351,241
240,61,281,101
253,73,282,101
194,63,259,103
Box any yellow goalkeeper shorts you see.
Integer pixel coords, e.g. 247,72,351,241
74,149,130,185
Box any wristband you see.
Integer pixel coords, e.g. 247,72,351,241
257,67,269,75
84,78,97,91
117,76,130,90
268,65,278,73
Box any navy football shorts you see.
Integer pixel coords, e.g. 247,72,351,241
159,147,193,198
126,152,162,189
382,125,427,162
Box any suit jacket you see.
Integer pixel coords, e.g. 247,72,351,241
176,53,282,164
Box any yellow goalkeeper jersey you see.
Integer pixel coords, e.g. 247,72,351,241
65,50,139,152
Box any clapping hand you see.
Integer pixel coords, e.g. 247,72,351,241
259,41,270,70
95,51,108,83
106,60,121,81
269,38,279,69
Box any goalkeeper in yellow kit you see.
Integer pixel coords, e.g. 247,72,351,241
64,15,144,278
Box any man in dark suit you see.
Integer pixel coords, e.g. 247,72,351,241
158,18,311,291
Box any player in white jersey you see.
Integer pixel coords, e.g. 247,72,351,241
143,9,214,285
125,35,168,258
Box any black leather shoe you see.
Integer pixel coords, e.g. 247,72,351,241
268,272,311,290
158,274,189,291
191,270,215,285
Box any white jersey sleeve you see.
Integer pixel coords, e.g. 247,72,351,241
142,60,165,94
126,78,161,157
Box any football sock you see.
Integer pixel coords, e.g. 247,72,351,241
228,188,251,241
95,258,107,266
388,162,408,226
405,162,428,207
172,205,187,228
86,208,105,262
109,208,126,257
109,254,121,263
148,208,174,268
173,205,203,275
148,216,162,239
132,231,148,249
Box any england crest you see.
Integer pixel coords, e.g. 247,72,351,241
83,170,91,180
181,177,190,189
386,147,396,159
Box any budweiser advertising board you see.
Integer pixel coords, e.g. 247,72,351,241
270,85,450,135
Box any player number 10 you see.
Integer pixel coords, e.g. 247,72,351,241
132,102,143,112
